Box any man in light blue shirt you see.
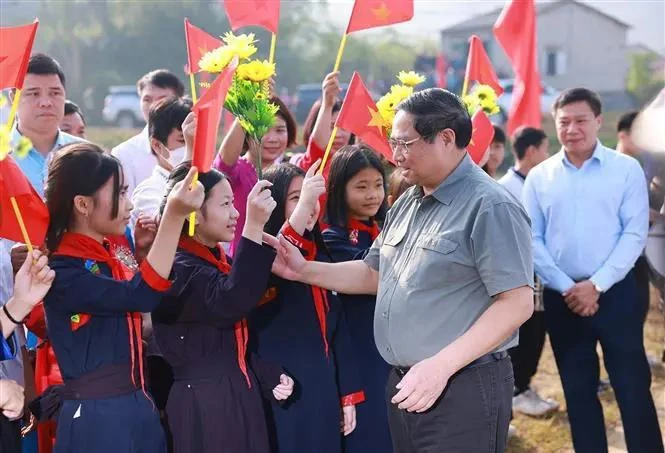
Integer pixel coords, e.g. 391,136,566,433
523,88,662,453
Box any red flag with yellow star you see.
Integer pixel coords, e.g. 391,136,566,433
184,18,222,75
0,155,49,245
192,59,238,172
0,20,39,90
346,0,414,33
467,110,495,164
223,0,281,34
464,35,503,96
335,72,394,163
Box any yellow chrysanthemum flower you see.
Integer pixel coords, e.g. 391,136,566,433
397,71,426,87
470,84,500,116
199,46,235,73
474,84,497,103
389,84,413,102
222,32,258,60
462,95,478,115
376,96,398,127
237,60,275,83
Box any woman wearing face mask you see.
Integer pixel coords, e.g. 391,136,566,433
213,96,298,256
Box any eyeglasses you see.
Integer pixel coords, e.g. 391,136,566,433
388,136,420,153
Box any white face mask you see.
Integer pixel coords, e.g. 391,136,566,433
168,146,186,166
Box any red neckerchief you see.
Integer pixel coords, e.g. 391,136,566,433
281,222,330,357
53,232,146,397
346,219,380,245
177,236,252,388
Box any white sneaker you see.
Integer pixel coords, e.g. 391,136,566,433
512,388,559,417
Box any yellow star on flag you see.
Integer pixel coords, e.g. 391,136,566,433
367,106,386,136
371,2,391,21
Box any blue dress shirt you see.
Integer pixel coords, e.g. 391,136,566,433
522,141,649,293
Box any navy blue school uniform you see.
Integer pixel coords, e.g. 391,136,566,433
250,224,365,453
43,232,169,453
152,236,283,453
323,220,393,453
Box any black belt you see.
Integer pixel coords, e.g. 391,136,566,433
395,351,509,378
29,362,139,421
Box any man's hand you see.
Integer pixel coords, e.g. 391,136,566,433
391,354,454,413
563,280,600,316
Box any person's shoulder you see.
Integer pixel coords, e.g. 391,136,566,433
111,132,145,158
132,174,164,198
603,145,642,169
497,171,513,186
59,131,85,146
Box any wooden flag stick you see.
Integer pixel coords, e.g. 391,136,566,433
188,171,199,237
461,70,470,98
318,126,338,175
269,33,277,65
6,89,22,131
9,197,33,253
188,73,199,235
333,34,348,72
189,73,198,104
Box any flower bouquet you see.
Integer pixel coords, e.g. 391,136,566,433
462,84,500,117
199,32,278,172
375,71,426,137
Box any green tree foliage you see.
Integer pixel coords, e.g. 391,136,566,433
627,51,665,107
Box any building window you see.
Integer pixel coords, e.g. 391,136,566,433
545,49,567,76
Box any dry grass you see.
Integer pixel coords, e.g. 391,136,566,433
508,286,665,453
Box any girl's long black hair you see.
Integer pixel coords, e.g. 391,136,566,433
325,145,387,228
45,143,122,252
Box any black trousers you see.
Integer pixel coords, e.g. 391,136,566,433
634,255,652,322
0,415,21,453
544,273,663,453
508,311,547,395
386,356,513,453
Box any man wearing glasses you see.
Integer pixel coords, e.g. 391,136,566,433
277,88,534,452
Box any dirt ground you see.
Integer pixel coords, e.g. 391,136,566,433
507,286,665,452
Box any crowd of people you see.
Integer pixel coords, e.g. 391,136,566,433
0,52,663,453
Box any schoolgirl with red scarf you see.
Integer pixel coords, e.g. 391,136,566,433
151,163,294,453
36,143,204,453
322,145,393,453
249,161,365,453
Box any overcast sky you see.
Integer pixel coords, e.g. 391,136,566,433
320,0,665,54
